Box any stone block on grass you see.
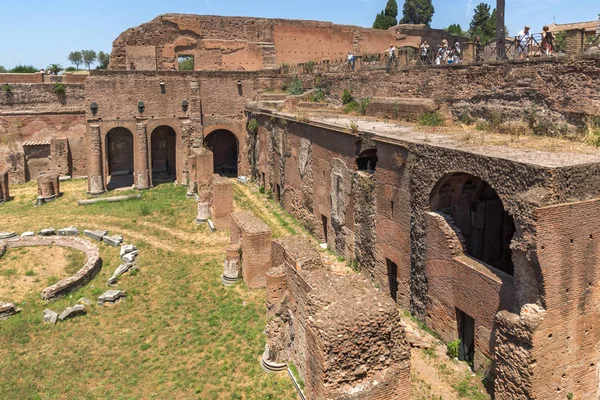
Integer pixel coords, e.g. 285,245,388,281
84,230,107,242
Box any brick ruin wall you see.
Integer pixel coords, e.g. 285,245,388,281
266,236,411,399
0,83,87,183
251,110,600,398
109,14,460,71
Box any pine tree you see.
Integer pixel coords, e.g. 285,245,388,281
468,3,491,38
445,24,465,36
373,0,399,30
400,0,435,27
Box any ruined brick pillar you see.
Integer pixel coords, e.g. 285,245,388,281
0,170,9,203
135,120,150,190
195,148,214,193
565,29,585,57
211,176,234,230
222,244,241,286
463,42,475,63
88,124,105,195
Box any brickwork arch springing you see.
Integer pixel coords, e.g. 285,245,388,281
429,172,516,275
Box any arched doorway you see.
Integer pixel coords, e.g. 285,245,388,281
106,127,134,190
204,129,238,177
429,173,515,275
151,126,177,184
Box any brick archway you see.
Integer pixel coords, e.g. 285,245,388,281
105,127,134,190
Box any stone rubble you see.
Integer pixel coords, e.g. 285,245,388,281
0,232,17,239
58,227,79,237
108,263,135,285
20,232,35,237
120,244,137,257
58,304,86,321
43,309,59,324
39,228,57,236
0,302,20,320
98,290,126,305
103,235,123,247
83,229,108,241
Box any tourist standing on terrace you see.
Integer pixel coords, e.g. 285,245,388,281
452,40,461,64
541,26,555,56
517,26,532,59
475,36,484,62
420,41,430,64
347,52,355,71
384,44,396,72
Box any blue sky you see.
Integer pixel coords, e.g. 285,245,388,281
0,0,597,69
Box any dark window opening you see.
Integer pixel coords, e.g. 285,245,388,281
204,130,239,177
356,150,378,173
457,309,475,366
276,184,281,202
178,55,194,71
386,259,398,302
430,173,515,275
322,215,328,245
261,172,266,187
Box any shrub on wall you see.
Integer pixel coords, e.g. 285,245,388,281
419,111,444,126
1,84,11,94
286,77,305,96
341,89,353,105
52,83,66,95
446,339,460,359
358,98,371,116
247,118,259,133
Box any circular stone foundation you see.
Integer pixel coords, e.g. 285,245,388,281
0,236,102,300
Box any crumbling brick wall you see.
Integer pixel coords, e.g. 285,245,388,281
108,14,460,71
230,211,272,288
210,175,233,229
265,237,411,399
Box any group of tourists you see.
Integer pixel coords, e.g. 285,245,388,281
345,24,556,73
418,39,462,65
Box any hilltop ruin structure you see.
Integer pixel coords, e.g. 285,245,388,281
1,13,600,399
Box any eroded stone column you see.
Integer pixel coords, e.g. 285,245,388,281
0,170,9,203
37,175,60,205
262,265,289,372
135,120,150,190
196,189,210,224
222,244,241,286
186,155,197,198
89,124,105,195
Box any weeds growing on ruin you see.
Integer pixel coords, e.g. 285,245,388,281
341,89,353,105
303,61,316,74
584,117,600,147
358,98,371,116
286,76,305,96
1,84,11,94
52,82,66,95
309,88,325,102
247,118,259,134
419,111,444,126
446,339,460,359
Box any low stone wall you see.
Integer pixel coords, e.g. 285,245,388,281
3,236,102,300
0,73,44,84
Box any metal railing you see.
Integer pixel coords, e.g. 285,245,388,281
277,31,600,74
585,33,600,53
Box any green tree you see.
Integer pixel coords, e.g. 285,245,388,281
81,50,97,70
0,66,6,73
468,2,498,43
373,0,399,30
97,51,110,69
445,23,465,36
11,65,37,73
47,63,63,75
68,51,83,70
400,0,435,27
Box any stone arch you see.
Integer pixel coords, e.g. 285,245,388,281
150,125,177,184
204,129,239,177
105,127,134,190
146,119,185,185
429,172,515,275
